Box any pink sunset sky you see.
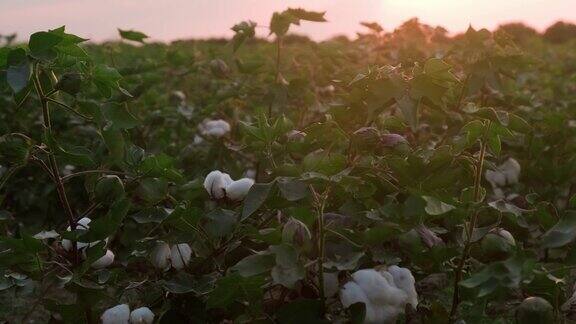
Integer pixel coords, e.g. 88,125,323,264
1,0,575,42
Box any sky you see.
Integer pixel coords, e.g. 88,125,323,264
0,0,575,42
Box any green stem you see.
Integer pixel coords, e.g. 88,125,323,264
32,63,79,262
311,185,330,315
449,134,488,322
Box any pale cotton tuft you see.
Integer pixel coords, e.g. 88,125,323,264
485,158,521,187
129,307,155,324
199,119,231,138
150,242,171,270
225,178,254,201
101,304,130,324
170,243,192,270
91,249,115,269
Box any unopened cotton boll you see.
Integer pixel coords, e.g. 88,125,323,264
204,170,233,199
199,119,231,138
170,243,192,270
91,249,115,269
101,304,130,324
129,307,155,324
225,178,254,201
150,242,171,270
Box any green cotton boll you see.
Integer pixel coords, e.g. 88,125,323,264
516,297,553,324
480,229,516,261
94,175,125,203
55,72,83,95
282,218,312,247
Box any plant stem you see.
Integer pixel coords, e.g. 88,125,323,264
32,64,79,262
268,35,283,118
449,131,488,322
311,184,330,315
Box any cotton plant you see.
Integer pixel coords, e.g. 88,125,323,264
203,170,255,201
101,304,154,324
150,241,192,270
340,265,418,324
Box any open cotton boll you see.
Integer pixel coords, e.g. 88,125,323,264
486,158,521,188
352,269,407,307
62,217,92,251
485,169,507,187
129,307,155,324
170,243,192,270
150,242,171,270
198,119,231,138
341,281,371,308
101,304,130,324
386,265,418,308
204,170,233,199
91,249,115,269
501,158,521,184
340,281,397,324
225,178,254,201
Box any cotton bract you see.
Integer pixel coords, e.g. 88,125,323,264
91,249,115,269
129,307,155,324
340,266,418,324
199,119,231,138
101,304,130,324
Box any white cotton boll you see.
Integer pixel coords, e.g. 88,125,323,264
91,250,115,269
101,304,130,324
387,265,418,308
129,307,155,324
485,169,507,187
204,171,233,199
225,178,255,201
352,269,406,307
340,281,371,308
501,158,521,185
199,119,231,138
150,242,171,270
170,243,192,270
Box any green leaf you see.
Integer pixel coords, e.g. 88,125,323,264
6,48,30,93
242,182,274,220
136,177,168,204
397,95,419,131
232,253,275,277
205,208,237,237
277,177,308,201
277,299,329,324
270,244,305,288
118,29,149,43
541,212,576,248
80,198,131,242
423,196,456,215
206,274,264,309
29,31,63,61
